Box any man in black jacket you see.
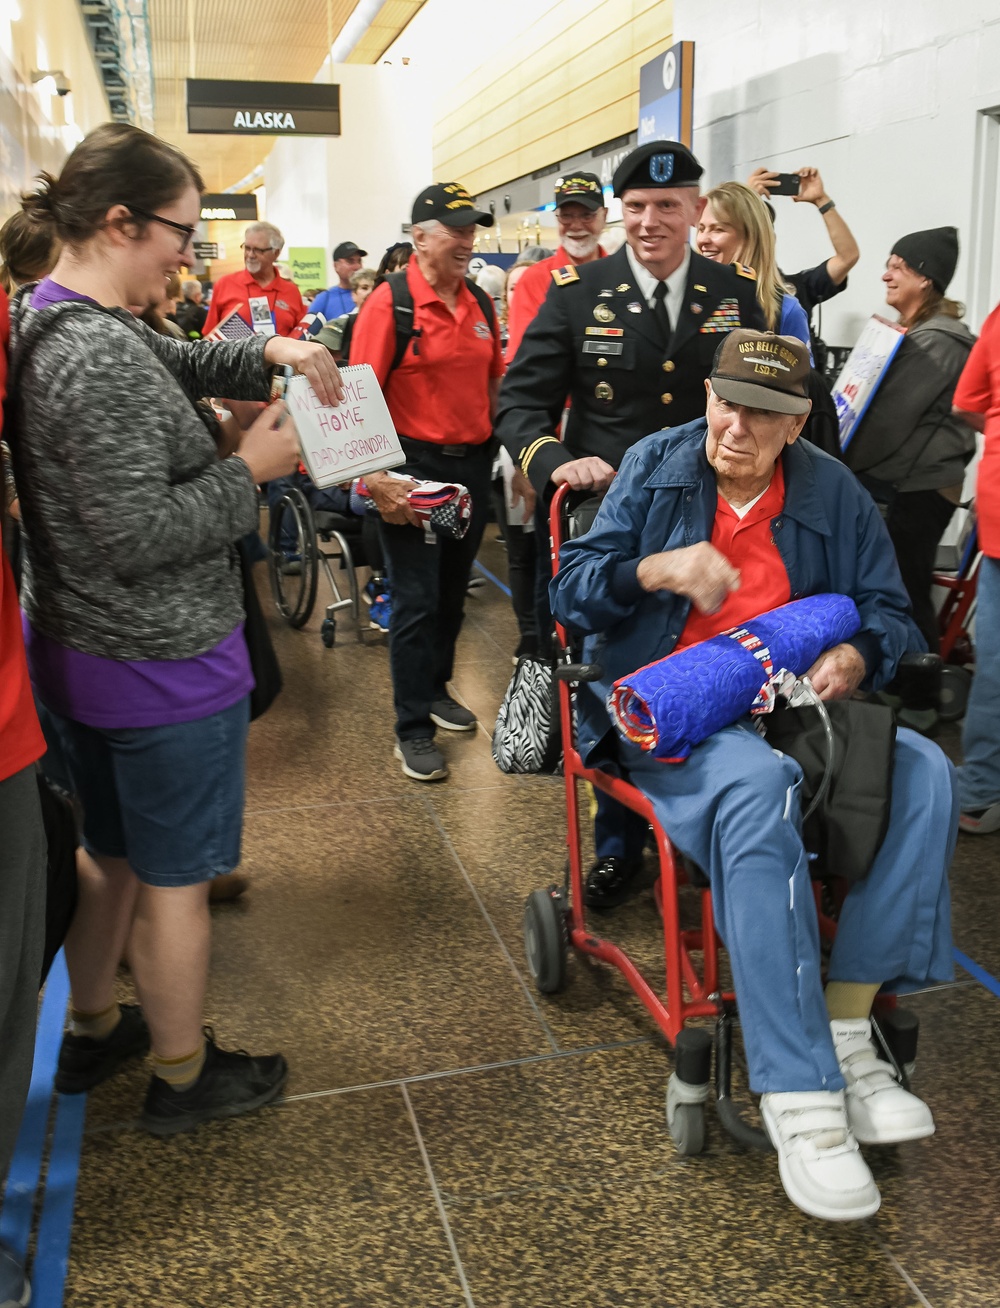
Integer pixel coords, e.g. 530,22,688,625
494,140,765,908
496,140,764,498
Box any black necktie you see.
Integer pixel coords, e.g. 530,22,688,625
652,280,671,345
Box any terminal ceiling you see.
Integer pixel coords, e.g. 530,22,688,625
147,0,425,193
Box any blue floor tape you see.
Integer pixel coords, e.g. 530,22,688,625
953,947,1000,999
473,560,512,598
0,953,70,1261
29,1094,86,1308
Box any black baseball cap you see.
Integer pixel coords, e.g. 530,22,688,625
554,172,605,211
333,241,367,260
710,330,811,416
612,140,703,196
411,182,493,228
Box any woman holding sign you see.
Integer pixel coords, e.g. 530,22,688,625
8,123,343,1135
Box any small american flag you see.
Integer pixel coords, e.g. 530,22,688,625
205,309,255,342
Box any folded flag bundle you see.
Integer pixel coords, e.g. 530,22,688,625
609,593,861,761
351,475,473,540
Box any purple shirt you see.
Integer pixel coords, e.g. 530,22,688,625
25,278,254,728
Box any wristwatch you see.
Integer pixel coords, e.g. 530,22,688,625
818,199,836,215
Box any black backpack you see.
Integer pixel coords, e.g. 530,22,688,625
383,270,499,372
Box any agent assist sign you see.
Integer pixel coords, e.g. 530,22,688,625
186,79,341,137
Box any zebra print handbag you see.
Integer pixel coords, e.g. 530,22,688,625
492,656,562,774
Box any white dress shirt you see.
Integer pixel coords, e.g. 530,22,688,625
625,243,691,332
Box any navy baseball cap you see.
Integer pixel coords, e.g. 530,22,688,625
554,172,605,211
412,183,493,228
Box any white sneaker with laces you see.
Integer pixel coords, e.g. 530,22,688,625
831,1018,934,1145
760,1090,881,1222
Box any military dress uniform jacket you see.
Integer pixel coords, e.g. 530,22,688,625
495,245,765,495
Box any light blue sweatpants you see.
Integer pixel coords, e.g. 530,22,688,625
622,722,957,1093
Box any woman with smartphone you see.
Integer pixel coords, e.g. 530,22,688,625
8,123,342,1136
695,180,812,350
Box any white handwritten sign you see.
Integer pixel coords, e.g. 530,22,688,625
832,315,906,451
286,364,405,487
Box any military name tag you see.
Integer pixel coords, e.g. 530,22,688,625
584,326,624,336
595,381,614,401
583,340,624,356
593,304,616,324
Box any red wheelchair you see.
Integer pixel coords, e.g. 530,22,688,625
934,508,980,721
522,485,920,1156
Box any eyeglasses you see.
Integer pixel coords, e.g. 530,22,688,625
125,205,197,253
241,244,274,257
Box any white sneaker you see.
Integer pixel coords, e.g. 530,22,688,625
831,1018,934,1145
959,801,1000,834
760,1090,881,1222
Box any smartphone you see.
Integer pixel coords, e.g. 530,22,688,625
770,172,801,196
269,363,294,403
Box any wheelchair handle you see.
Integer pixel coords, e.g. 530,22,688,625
555,662,603,683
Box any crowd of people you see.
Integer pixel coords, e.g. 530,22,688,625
2,112,1000,1299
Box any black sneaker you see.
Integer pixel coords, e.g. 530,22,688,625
140,1032,288,1137
394,736,448,781
584,857,642,912
429,697,477,732
54,1004,151,1095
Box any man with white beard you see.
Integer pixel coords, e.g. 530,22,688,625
505,172,609,359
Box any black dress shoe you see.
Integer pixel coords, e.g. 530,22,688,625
584,857,641,911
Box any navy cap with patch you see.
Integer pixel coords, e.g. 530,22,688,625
411,182,493,228
554,172,605,211
612,141,703,197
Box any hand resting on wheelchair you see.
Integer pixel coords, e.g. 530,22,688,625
549,332,958,1222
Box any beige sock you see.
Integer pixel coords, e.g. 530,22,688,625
825,981,882,1022
70,1001,121,1041
151,1042,207,1091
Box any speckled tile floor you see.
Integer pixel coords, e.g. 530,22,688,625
61,535,1000,1308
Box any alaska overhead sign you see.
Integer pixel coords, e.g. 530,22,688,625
199,193,259,222
186,79,341,137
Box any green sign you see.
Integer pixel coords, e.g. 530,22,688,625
286,247,328,294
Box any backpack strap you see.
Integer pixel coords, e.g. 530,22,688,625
386,271,418,373
384,270,499,375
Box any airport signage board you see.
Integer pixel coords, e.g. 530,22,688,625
638,42,695,146
187,80,341,137
199,192,259,222
287,248,328,295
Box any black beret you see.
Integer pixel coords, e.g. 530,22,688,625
612,141,703,197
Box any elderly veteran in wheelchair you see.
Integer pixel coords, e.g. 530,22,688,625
550,330,957,1223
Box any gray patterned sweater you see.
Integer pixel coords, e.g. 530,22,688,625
8,288,271,660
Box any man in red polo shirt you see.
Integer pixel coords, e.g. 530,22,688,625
351,182,503,781
506,171,610,360
201,220,305,338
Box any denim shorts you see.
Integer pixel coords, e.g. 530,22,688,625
44,698,250,887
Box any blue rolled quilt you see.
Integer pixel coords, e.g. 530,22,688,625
609,593,861,761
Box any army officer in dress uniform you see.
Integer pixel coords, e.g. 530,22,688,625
494,139,766,911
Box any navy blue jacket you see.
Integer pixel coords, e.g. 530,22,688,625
549,418,924,764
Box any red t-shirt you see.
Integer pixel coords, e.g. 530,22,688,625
349,257,505,446
505,245,608,361
954,303,1000,558
0,286,46,782
676,460,791,650
202,268,305,338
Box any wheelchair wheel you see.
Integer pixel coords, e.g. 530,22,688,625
667,1101,705,1157
523,888,568,994
939,665,972,722
268,487,318,629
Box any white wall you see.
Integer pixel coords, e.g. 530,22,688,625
263,61,433,287
0,0,110,217
673,0,1000,345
